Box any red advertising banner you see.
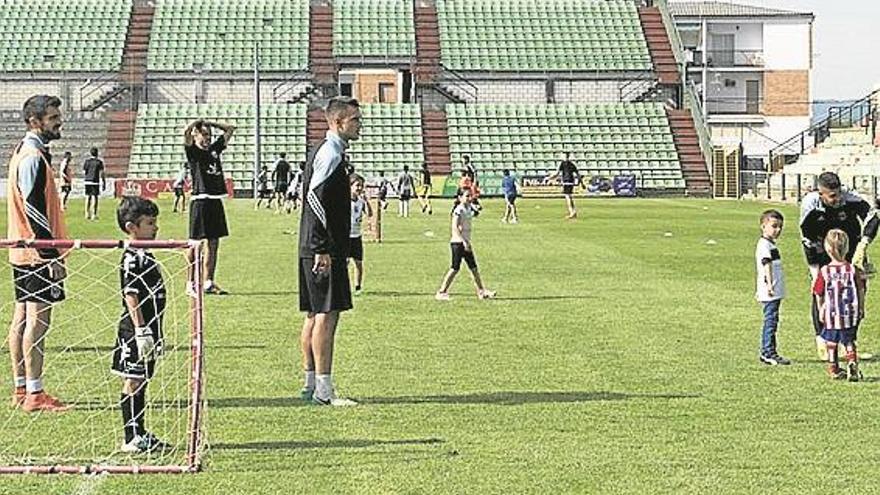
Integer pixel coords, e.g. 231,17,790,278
114,179,234,199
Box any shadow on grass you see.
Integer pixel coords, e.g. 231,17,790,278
360,390,699,406
213,437,444,451
495,295,589,301
224,291,296,297
209,396,311,409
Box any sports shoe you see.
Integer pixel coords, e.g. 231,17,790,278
21,391,71,412
827,365,847,380
847,361,863,382
816,336,828,361
478,289,496,300
759,353,791,366
435,292,450,301
311,392,358,407
11,386,25,408
299,388,314,401
185,281,198,298
510,218,518,224
142,432,172,451
204,284,229,295
121,432,171,454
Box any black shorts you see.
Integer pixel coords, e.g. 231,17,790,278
12,263,66,303
450,243,477,271
258,188,271,199
111,323,162,379
378,190,387,201
286,192,298,201
399,190,412,201
299,257,352,313
189,199,229,240
61,185,71,193
275,182,288,193
85,184,100,197
174,187,184,197
349,236,364,261
562,185,575,195
505,194,517,204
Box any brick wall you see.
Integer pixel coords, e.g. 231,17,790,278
763,70,809,117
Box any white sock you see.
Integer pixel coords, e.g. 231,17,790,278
315,374,332,399
205,279,214,289
304,371,315,390
26,378,42,393
14,376,25,388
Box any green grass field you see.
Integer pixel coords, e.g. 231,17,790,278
1,196,878,494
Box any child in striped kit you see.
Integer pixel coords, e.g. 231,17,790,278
813,229,865,381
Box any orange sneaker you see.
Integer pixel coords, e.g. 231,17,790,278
11,387,25,408
21,391,71,412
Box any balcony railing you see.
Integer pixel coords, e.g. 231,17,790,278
691,50,765,68
704,96,763,115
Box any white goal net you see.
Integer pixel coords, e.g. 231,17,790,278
0,239,206,474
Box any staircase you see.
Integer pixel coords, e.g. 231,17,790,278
421,109,452,174
309,1,337,88
667,109,711,196
307,108,330,148
638,6,679,86
82,2,154,111
413,1,442,85
102,110,137,178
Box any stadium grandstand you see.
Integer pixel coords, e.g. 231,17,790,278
0,0,712,197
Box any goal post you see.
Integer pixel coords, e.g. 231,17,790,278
0,239,206,475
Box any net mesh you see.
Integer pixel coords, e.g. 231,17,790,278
0,240,205,474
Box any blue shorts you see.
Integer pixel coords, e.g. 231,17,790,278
505,194,516,204
821,327,858,346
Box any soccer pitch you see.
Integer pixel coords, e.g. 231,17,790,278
2,197,878,494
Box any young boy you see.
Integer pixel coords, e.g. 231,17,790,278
813,229,865,381
59,151,73,210
349,174,372,295
501,169,518,224
172,162,188,214
418,162,433,215
435,188,495,301
284,162,304,213
755,209,790,365
397,165,415,218
377,171,392,211
111,196,170,452
254,165,271,209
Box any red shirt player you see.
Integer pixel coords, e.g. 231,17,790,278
812,229,865,380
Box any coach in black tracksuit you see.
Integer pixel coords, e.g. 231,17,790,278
800,171,878,345
298,97,362,406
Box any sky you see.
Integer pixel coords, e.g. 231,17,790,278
674,0,880,100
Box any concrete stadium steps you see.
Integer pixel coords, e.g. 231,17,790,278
103,110,138,178
309,1,337,86
0,111,110,178
421,109,452,174
666,109,711,195
638,6,679,85
413,2,442,84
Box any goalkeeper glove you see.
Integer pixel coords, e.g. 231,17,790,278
134,326,156,361
853,238,870,271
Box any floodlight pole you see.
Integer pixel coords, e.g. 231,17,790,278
253,42,262,200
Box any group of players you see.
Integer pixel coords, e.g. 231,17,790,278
254,153,305,214
756,171,878,381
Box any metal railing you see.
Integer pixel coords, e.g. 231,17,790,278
271,69,310,103
682,81,713,173
79,71,119,111
741,170,880,203
769,87,880,168
704,96,763,115
438,63,479,103
693,50,765,68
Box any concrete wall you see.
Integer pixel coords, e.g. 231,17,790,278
146,79,310,105
553,80,623,103
763,22,811,70
0,79,97,111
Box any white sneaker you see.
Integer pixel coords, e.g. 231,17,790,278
435,292,450,301
185,281,198,298
510,218,518,224
478,289,496,300
312,392,358,407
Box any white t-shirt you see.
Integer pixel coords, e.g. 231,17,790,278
350,197,366,238
755,237,785,301
451,203,474,244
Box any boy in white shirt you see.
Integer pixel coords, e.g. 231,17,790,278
348,174,372,295
756,209,791,365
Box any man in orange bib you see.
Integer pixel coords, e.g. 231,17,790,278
7,95,70,412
